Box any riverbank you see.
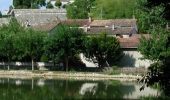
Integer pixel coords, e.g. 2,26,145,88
0,70,142,81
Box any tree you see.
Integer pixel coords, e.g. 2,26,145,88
0,11,2,18
136,0,167,33
138,27,170,95
46,2,54,9
137,0,170,20
15,28,46,71
0,18,24,70
66,0,95,19
91,0,136,19
55,0,62,8
45,25,84,71
13,0,46,9
83,33,122,68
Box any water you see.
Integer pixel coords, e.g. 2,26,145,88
0,78,160,100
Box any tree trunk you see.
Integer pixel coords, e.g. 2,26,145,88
31,58,34,71
7,58,10,70
65,57,68,72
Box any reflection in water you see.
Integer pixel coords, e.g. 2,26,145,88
0,78,160,99
79,83,98,95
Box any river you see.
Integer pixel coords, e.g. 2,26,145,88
0,78,160,100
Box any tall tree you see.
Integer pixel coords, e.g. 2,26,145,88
55,0,62,8
13,0,46,9
67,0,95,19
139,0,170,20
83,33,122,68
138,27,170,95
46,1,54,9
15,28,46,71
136,0,168,32
0,18,24,70
0,11,2,18
45,25,84,71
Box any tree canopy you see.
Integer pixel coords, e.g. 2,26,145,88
46,2,54,9
13,0,46,9
83,33,122,68
45,25,85,71
137,0,170,96
0,18,47,70
66,0,95,19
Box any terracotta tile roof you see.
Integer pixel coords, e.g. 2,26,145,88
61,19,90,26
32,21,60,31
90,19,137,27
87,27,135,35
118,34,150,49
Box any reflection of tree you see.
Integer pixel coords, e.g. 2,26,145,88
0,79,136,99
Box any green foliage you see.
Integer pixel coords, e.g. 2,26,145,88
137,0,170,20
66,0,95,19
83,33,122,68
138,27,169,61
136,0,167,33
46,2,54,9
13,0,46,9
0,18,24,62
45,24,85,71
91,0,136,19
55,0,62,8
0,18,47,70
0,11,2,18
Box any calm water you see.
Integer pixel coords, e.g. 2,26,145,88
0,78,160,100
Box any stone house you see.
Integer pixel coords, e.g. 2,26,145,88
40,19,151,68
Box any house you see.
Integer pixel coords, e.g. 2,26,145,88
117,34,152,67
41,19,151,68
85,19,138,38
0,13,152,68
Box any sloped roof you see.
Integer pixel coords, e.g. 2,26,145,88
87,27,134,35
32,21,60,31
118,34,150,48
61,19,90,26
90,19,137,27
12,9,67,26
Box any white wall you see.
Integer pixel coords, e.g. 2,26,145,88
80,50,152,68
118,50,152,68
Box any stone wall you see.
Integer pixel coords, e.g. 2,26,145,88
0,18,10,26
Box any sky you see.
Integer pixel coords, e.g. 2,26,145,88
0,0,12,14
